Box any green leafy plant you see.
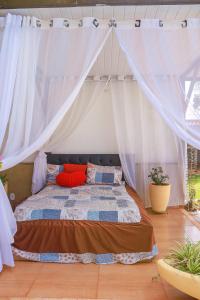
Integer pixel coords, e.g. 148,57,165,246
165,241,200,275
148,167,169,185
186,180,200,211
186,186,197,211
189,187,196,201
0,174,7,185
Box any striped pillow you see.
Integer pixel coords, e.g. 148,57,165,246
86,163,122,185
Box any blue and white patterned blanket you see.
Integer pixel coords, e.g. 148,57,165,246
14,184,141,223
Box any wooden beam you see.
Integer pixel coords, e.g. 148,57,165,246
1,0,200,9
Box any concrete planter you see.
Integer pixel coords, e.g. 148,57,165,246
157,259,200,300
149,183,171,213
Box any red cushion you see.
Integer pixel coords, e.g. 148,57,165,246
63,164,87,174
56,171,86,188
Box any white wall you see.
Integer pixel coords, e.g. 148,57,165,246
49,86,118,154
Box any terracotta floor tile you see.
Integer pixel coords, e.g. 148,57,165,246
27,279,98,298
0,281,33,297
0,262,44,281
162,281,196,300
9,298,110,300
97,263,164,299
27,263,99,298
36,263,99,282
97,282,167,300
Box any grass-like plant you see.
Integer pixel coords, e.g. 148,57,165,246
165,241,200,275
148,167,169,185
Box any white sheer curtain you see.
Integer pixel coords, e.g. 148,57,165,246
48,81,105,152
0,15,22,146
111,80,185,207
115,20,200,150
0,14,111,271
32,81,105,194
0,183,16,271
1,17,111,170
0,14,22,272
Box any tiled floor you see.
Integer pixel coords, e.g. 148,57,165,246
0,208,199,300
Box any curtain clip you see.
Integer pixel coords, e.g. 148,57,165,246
64,19,69,27
79,19,83,27
135,20,141,27
109,19,117,28
181,20,187,28
93,18,99,28
49,19,53,27
159,20,163,27
36,19,41,27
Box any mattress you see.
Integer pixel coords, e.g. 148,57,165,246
14,184,141,223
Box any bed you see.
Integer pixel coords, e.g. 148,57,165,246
12,154,158,264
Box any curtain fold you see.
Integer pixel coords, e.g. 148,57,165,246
111,80,185,207
47,81,106,152
115,20,200,150
0,14,22,146
0,14,111,271
1,19,111,170
32,81,106,194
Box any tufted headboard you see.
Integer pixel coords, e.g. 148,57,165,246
46,153,125,182
46,153,121,167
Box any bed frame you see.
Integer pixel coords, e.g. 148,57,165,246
14,153,157,264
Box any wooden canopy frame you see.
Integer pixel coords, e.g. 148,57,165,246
0,0,200,9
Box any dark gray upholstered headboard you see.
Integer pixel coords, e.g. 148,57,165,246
46,153,125,181
46,153,121,167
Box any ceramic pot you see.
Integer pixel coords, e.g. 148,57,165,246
157,259,200,300
149,183,171,213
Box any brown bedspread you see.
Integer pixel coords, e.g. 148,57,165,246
13,186,155,254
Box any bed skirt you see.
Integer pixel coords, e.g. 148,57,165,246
12,245,158,264
13,186,157,264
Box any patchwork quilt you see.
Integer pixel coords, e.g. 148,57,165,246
14,184,141,223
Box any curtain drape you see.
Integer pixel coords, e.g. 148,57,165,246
2,15,200,271
0,15,22,146
32,81,106,194
0,14,22,272
0,14,111,271
115,20,200,150
111,80,185,207
47,81,106,152
1,17,111,170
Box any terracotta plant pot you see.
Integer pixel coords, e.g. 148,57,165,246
157,259,200,300
149,183,171,213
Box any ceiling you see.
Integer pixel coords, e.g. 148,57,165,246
0,4,200,76
1,0,200,9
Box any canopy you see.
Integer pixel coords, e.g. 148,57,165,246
1,14,200,271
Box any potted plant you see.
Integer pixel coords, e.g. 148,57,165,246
148,167,170,213
186,180,200,213
157,241,200,299
0,160,8,194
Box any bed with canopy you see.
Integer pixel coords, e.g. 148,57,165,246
1,13,200,270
